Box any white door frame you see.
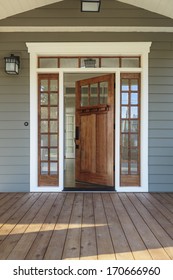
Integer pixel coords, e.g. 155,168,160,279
26,42,151,192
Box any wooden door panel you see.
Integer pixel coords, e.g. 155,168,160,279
96,113,107,174
75,74,115,187
81,114,96,173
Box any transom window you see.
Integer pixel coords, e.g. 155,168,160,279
38,56,141,68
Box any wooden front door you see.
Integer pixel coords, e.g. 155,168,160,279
75,74,115,186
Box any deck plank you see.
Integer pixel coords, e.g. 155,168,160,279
80,194,97,260
111,193,152,260
153,193,173,213
7,193,57,260
0,193,49,259
62,194,83,260
25,193,66,260
44,193,75,259
120,193,170,260
0,192,172,260
134,193,173,239
102,193,134,260
0,193,26,223
129,193,173,259
93,193,116,260
143,193,173,224
0,193,38,243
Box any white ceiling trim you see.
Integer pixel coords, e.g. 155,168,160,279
0,26,173,33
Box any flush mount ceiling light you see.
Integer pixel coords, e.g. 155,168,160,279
4,54,20,75
81,0,101,12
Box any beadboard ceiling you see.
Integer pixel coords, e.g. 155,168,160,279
0,0,172,20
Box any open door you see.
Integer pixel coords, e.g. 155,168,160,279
75,74,115,187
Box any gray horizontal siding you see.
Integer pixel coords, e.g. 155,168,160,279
0,1,173,192
0,184,29,192
0,0,173,27
149,42,173,192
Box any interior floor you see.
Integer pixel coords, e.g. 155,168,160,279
64,159,115,191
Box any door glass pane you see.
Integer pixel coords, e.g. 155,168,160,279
130,134,138,147
50,107,58,119
122,92,128,105
41,107,48,119
41,135,48,147
41,148,48,160
101,58,119,67
100,82,108,104
81,85,89,106
41,93,48,105
90,83,98,105
40,80,48,91
122,134,129,147
50,162,58,175
130,120,138,132
121,58,140,68
131,92,138,105
50,121,58,132
131,107,138,118
39,58,58,68
121,161,129,174
41,162,48,174
121,107,129,118
60,58,78,68
121,120,129,132
50,135,58,146
131,79,138,91
50,93,58,105
50,79,58,91
131,148,138,160
41,121,48,133
121,79,129,91
50,148,57,161
130,161,138,174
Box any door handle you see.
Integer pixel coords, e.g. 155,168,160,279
75,126,80,140
75,126,80,149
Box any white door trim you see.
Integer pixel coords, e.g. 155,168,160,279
26,42,151,192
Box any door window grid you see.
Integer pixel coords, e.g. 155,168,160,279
38,74,59,186
38,56,140,69
120,74,140,186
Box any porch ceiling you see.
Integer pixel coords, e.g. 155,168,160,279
0,0,173,20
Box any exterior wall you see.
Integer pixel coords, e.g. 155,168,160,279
149,43,173,192
0,0,173,192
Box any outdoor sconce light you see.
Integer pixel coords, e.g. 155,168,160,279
4,54,20,75
84,58,96,68
81,0,101,12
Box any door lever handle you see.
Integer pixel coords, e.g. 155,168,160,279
75,126,80,149
75,126,80,140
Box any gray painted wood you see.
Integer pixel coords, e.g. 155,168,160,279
0,0,173,192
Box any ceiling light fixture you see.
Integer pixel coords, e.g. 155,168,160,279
81,0,101,12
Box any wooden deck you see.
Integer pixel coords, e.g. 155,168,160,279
0,192,173,260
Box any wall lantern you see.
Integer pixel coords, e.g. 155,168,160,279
81,0,101,12
4,54,20,75
84,58,96,68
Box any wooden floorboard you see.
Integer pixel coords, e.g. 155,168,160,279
0,192,172,260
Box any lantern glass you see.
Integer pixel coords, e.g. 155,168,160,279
4,54,20,75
